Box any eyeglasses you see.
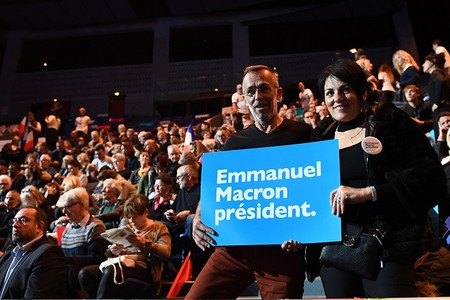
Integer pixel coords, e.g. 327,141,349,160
9,217,31,226
176,173,189,181
21,188,32,193
61,201,80,210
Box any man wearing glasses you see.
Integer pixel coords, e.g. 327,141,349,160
165,165,200,228
0,206,68,298
164,165,207,277
54,187,109,294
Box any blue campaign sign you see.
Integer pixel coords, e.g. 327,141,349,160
201,139,341,246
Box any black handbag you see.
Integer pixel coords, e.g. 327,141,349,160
319,222,385,280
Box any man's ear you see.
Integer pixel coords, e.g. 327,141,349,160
276,87,283,101
37,220,46,233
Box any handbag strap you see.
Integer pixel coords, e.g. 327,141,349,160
345,219,397,247
109,257,125,285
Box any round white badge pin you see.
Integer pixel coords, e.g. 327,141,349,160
362,136,382,154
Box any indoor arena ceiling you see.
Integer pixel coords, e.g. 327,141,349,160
0,0,399,31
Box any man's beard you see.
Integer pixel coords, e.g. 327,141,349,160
12,232,24,244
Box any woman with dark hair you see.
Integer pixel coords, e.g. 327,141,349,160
44,108,61,152
377,63,396,103
67,159,88,187
310,59,446,298
23,111,42,154
148,174,175,222
121,141,139,172
137,152,169,198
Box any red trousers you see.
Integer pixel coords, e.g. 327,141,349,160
186,245,305,299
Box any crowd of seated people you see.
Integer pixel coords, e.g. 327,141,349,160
0,116,253,298
3,41,450,297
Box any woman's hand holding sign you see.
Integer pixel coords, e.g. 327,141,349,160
330,185,374,217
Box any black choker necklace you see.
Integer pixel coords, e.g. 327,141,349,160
337,112,365,132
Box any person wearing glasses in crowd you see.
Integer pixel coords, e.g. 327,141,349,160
51,187,109,294
164,164,208,278
188,65,312,299
303,109,318,129
0,206,68,298
149,174,175,222
164,165,200,230
214,125,233,151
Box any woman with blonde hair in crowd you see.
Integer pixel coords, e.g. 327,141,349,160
21,185,54,228
112,152,131,180
61,174,82,192
20,185,45,207
392,49,420,102
77,152,91,175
